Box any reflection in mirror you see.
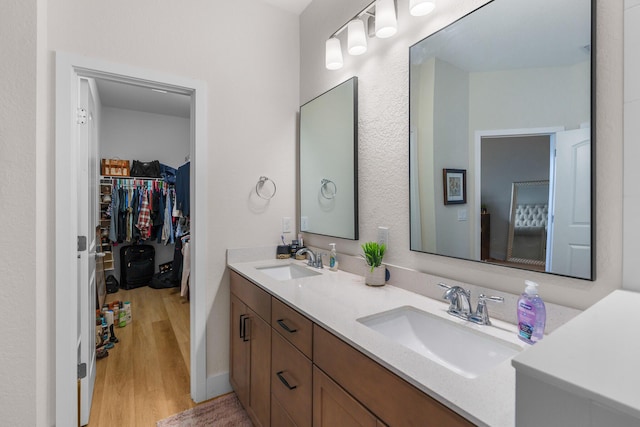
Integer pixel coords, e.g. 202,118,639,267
506,181,550,269
409,0,593,279
300,77,358,240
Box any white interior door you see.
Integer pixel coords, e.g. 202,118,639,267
78,78,99,425
550,127,591,279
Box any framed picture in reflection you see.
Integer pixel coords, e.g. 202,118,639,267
443,169,466,205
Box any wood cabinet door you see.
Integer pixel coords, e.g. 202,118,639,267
272,332,312,427
230,294,249,407
313,366,379,427
248,308,271,427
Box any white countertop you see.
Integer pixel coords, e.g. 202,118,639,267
228,258,529,427
512,289,640,420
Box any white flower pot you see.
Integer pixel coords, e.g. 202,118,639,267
365,265,386,286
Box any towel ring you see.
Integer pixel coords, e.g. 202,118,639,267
256,176,277,200
320,179,337,199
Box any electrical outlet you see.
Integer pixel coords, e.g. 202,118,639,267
282,217,292,233
300,216,309,231
377,226,389,249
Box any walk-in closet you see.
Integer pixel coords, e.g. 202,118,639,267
87,77,195,425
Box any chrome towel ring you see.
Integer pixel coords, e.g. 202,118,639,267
256,176,277,200
320,178,337,199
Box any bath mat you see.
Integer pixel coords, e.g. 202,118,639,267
156,392,252,427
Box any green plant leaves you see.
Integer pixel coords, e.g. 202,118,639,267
361,241,386,272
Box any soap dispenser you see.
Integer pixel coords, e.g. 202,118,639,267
329,243,339,271
517,280,546,344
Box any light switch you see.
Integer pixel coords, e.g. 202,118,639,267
457,209,467,221
300,216,309,231
282,217,292,233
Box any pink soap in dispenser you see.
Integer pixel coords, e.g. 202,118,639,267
517,280,546,344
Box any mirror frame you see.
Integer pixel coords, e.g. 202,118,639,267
299,77,359,240
408,0,596,280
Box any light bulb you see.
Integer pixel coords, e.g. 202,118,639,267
347,19,367,56
325,37,343,70
410,0,435,17
375,0,397,38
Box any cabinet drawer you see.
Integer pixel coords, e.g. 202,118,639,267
313,325,474,427
272,297,313,358
231,270,271,322
313,366,382,427
272,332,312,427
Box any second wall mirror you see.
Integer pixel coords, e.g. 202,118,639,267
300,77,359,240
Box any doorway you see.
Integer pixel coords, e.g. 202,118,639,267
55,53,208,427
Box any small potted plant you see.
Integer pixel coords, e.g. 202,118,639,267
361,241,386,286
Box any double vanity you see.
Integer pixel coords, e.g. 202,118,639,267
228,255,529,427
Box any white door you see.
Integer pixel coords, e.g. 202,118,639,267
549,128,591,279
78,78,100,425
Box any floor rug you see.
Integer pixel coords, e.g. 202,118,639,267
156,392,252,427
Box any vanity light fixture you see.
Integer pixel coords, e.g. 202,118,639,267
325,37,344,70
375,0,397,38
347,19,368,56
325,0,435,70
409,0,435,17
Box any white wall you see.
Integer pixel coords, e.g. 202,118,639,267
624,0,640,291
100,106,190,168
0,3,39,426
300,0,624,310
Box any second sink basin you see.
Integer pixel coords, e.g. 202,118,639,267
357,306,521,379
256,263,321,281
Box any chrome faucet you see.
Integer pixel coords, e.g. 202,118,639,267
468,294,504,326
438,283,472,320
296,248,323,269
439,283,504,325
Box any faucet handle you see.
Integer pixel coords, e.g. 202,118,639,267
478,294,504,304
469,294,503,326
315,252,324,269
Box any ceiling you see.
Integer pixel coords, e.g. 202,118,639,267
94,79,191,118
259,0,312,15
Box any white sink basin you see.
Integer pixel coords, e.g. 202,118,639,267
357,306,521,379
256,264,321,281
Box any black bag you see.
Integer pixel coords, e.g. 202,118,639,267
106,275,119,294
130,160,161,178
120,245,155,289
149,270,180,289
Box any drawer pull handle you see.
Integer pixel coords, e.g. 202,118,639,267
241,315,250,342
277,319,297,334
276,371,297,390
239,314,246,339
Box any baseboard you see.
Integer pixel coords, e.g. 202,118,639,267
206,371,232,400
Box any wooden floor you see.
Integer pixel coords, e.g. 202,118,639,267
88,286,195,426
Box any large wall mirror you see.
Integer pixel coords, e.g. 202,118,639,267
300,77,359,240
409,0,593,279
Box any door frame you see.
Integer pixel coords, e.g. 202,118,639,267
473,126,564,261
55,52,208,426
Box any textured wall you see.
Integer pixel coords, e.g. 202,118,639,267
300,0,624,310
0,1,38,426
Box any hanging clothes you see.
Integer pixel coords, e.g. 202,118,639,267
175,161,190,217
108,184,120,243
136,189,152,239
181,235,191,298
